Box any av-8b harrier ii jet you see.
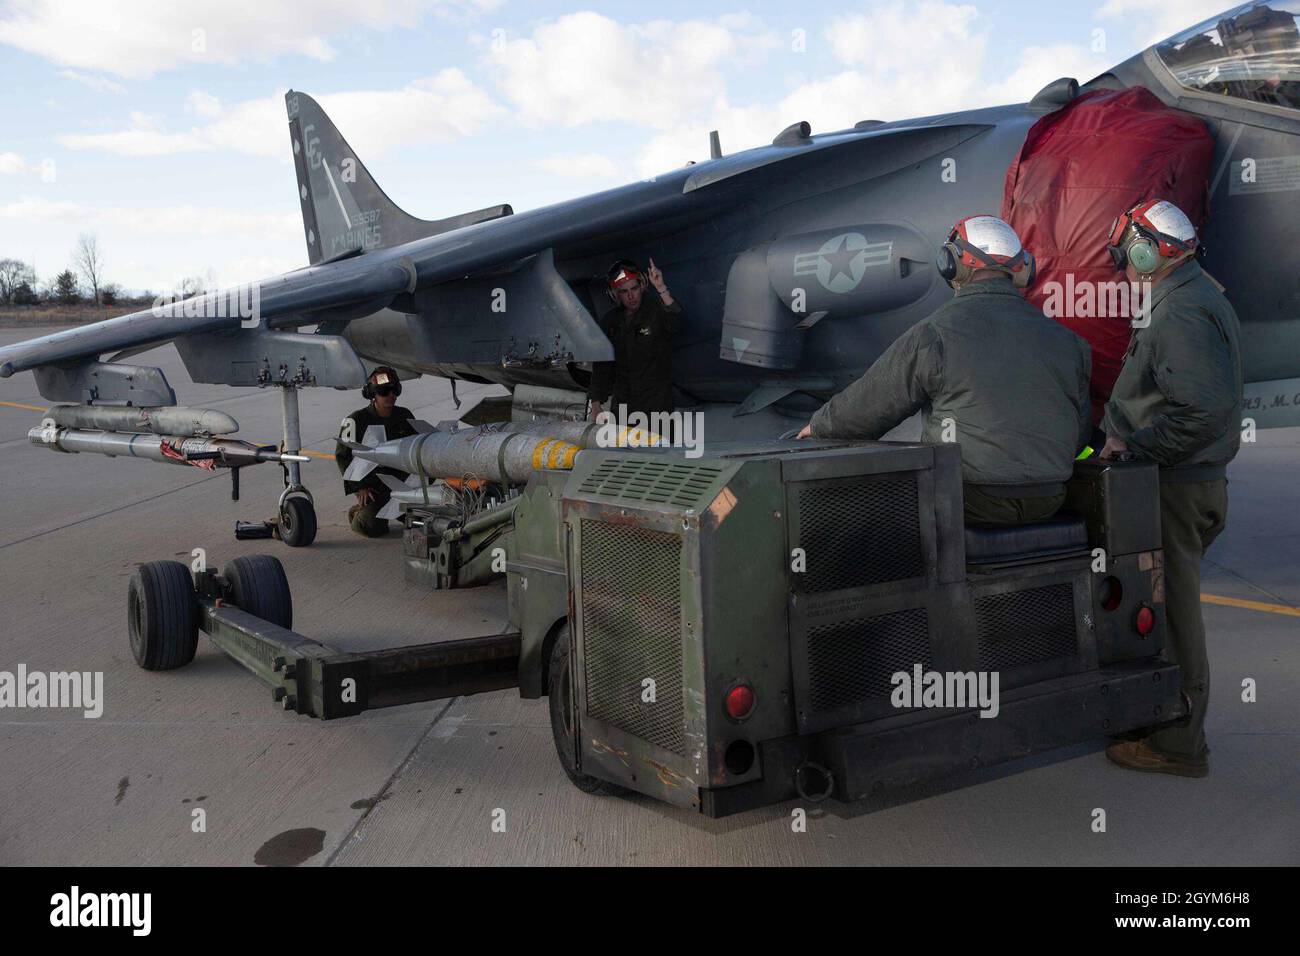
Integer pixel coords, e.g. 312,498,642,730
2,1,1297,546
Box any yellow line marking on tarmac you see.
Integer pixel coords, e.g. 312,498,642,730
1202,593,1300,618
0,400,46,411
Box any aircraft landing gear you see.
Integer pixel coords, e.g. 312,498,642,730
277,488,316,547
274,383,317,547
232,382,318,547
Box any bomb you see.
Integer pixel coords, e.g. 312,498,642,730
344,419,661,487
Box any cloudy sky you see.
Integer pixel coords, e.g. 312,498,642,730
0,0,1238,293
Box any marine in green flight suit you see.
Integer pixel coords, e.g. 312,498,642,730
1100,200,1243,778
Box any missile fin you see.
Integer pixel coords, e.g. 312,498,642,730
343,458,376,482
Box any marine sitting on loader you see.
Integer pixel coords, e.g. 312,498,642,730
797,215,1092,526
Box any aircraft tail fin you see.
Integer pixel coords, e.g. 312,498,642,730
285,90,512,265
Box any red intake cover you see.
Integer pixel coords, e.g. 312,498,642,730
1001,87,1214,422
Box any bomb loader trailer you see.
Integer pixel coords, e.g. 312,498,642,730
126,439,1182,816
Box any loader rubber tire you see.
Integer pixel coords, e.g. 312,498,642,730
223,555,293,629
548,623,625,796
128,561,199,671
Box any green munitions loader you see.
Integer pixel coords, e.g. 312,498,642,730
126,438,1180,817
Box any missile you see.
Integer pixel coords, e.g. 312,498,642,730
344,419,661,486
29,424,309,469
492,417,663,448
346,426,581,487
373,474,461,519
42,403,240,437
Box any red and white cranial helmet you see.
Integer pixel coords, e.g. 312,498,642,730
938,215,1036,288
1107,199,1199,264
606,259,644,292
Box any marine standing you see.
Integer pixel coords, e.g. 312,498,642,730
1100,199,1243,778
587,258,681,426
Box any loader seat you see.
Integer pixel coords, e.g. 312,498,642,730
964,514,1089,568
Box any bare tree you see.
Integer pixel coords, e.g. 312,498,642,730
177,275,205,298
73,233,104,305
0,258,26,304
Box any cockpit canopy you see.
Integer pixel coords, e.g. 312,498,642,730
1156,1,1300,109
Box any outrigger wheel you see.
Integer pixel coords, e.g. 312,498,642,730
548,623,624,796
127,561,199,670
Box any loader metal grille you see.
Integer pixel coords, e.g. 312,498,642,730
806,607,931,713
579,519,686,755
796,474,924,592
577,456,726,510
975,583,1077,671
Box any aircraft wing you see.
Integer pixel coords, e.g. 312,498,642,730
0,253,417,380
0,158,717,390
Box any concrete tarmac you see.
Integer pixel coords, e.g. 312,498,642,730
0,327,1296,866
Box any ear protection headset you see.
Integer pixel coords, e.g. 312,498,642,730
936,216,1036,289
362,366,402,400
1107,200,1198,276
605,259,648,302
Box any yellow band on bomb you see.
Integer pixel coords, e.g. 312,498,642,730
532,438,580,470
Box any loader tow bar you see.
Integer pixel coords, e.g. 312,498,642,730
191,568,521,719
